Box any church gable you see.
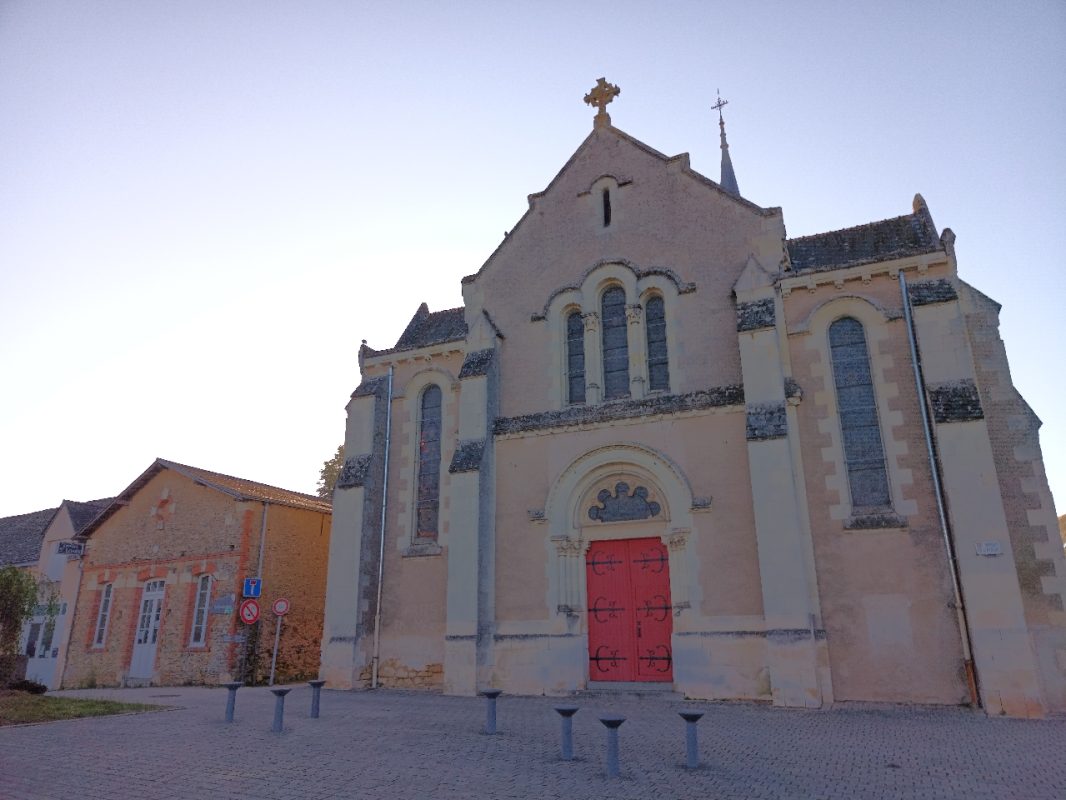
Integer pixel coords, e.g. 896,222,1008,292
459,86,785,417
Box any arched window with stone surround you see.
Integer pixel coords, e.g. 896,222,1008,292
566,310,585,404
601,286,629,399
416,384,442,539
645,295,669,392
829,317,891,508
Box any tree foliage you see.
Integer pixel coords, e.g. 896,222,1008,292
316,444,344,499
0,566,39,657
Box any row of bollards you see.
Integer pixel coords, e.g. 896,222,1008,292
480,691,705,777
223,679,327,731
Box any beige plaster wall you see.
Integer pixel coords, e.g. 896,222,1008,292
463,127,784,417
784,273,969,705
357,350,464,688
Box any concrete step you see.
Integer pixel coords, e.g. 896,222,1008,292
576,681,686,701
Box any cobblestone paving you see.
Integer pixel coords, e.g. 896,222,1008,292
2,686,1064,799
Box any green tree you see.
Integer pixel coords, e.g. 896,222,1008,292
0,566,39,657
316,444,344,499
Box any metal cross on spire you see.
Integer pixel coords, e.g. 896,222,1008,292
712,90,729,122
584,77,620,127
713,89,741,198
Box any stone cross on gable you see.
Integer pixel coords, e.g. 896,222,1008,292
584,77,620,126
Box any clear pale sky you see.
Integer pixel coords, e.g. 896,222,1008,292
1,1,1063,518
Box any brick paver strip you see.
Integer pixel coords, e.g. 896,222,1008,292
2,686,1064,799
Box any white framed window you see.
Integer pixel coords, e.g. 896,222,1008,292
93,584,113,647
190,574,212,646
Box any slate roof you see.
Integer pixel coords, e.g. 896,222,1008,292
365,303,467,356
395,303,467,350
66,497,116,535
79,458,331,539
787,206,941,273
0,507,58,566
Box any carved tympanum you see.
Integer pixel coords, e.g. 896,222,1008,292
588,482,661,523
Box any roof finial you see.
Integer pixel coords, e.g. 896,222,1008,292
584,77,620,129
713,89,741,198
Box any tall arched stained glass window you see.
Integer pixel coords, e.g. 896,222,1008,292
416,385,442,539
566,310,585,404
645,296,669,392
601,286,630,399
829,317,891,508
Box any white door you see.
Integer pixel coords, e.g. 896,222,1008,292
129,580,165,679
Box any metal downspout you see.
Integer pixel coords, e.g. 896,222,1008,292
371,366,394,689
899,272,979,707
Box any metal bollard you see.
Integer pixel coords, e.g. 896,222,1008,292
678,710,704,769
480,689,502,734
270,687,291,733
554,705,580,760
308,680,326,719
223,681,242,723
599,715,626,778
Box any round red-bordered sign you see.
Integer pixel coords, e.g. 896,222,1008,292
272,597,290,616
239,598,260,625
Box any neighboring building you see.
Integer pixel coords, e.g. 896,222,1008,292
320,81,1066,718
0,506,57,683
63,459,331,688
19,498,113,689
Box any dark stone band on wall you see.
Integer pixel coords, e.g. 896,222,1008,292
928,380,984,423
336,454,373,489
448,439,486,473
736,298,776,332
459,348,494,379
908,279,958,306
493,385,745,436
745,403,787,440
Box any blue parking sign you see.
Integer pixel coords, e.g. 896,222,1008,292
243,577,262,598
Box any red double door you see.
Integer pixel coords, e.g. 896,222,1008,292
586,537,673,682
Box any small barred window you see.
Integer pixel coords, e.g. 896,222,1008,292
601,287,630,399
829,317,891,508
645,296,669,391
416,385,442,539
567,311,586,404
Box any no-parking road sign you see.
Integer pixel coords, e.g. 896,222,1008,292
239,598,260,625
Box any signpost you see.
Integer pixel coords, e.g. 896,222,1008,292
57,541,84,556
242,578,262,598
268,597,290,686
239,598,260,625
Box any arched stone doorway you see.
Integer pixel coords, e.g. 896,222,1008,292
545,444,696,686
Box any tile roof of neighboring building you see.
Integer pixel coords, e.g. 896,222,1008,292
160,460,332,513
365,303,467,356
65,498,116,535
0,507,58,566
787,204,941,273
78,458,331,539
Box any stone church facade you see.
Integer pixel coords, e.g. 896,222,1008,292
320,82,1065,717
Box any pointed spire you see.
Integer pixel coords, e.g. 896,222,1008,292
713,91,740,198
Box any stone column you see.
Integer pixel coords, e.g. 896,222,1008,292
320,376,388,689
582,312,602,404
911,289,1046,717
736,288,825,708
444,347,498,694
626,303,647,400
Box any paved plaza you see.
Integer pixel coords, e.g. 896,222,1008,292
1,685,1064,799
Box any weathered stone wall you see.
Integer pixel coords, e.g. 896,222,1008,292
960,281,1066,710
63,469,330,688
784,267,969,705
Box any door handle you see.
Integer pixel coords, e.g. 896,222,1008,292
636,620,642,638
